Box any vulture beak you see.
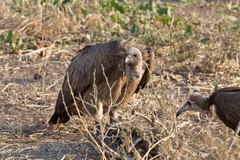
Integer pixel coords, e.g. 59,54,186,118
125,54,132,64
176,101,191,117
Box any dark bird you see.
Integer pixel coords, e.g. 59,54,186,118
49,40,154,125
176,87,240,135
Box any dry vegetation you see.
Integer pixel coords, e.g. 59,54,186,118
0,0,240,159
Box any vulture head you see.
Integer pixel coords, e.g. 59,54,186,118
176,94,210,117
125,47,142,67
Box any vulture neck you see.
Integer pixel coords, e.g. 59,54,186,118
198,96,211,112
126,63,143,82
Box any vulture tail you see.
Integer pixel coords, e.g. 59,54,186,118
48,112,70,124
48,113,59,124
48,90,71,125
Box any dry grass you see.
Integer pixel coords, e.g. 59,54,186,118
0,0,240,159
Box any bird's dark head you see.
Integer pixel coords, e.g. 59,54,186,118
125,47,142,66
176,94,210,117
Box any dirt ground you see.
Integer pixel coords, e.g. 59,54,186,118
0,0,240,159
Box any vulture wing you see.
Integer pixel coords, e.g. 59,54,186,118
134,47,155,93
49,41,125,124
63,40,125,97
210,87,240,130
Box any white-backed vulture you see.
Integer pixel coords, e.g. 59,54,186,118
49,40,154,125
176,87,240,135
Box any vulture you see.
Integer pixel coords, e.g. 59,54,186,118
49,40,154,125
176,87,240,135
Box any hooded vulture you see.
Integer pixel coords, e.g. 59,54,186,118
49,40,154,125
176,87,240,136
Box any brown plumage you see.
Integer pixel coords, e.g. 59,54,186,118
176,87,240,135
49,40,154,125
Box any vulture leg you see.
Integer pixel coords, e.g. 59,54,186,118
95,102,104,135
230,121,240,148
234,121,240,136
96,102,104,123
109,106,119,124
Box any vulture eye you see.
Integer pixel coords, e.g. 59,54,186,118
133,54,137,57
186,101,191,105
